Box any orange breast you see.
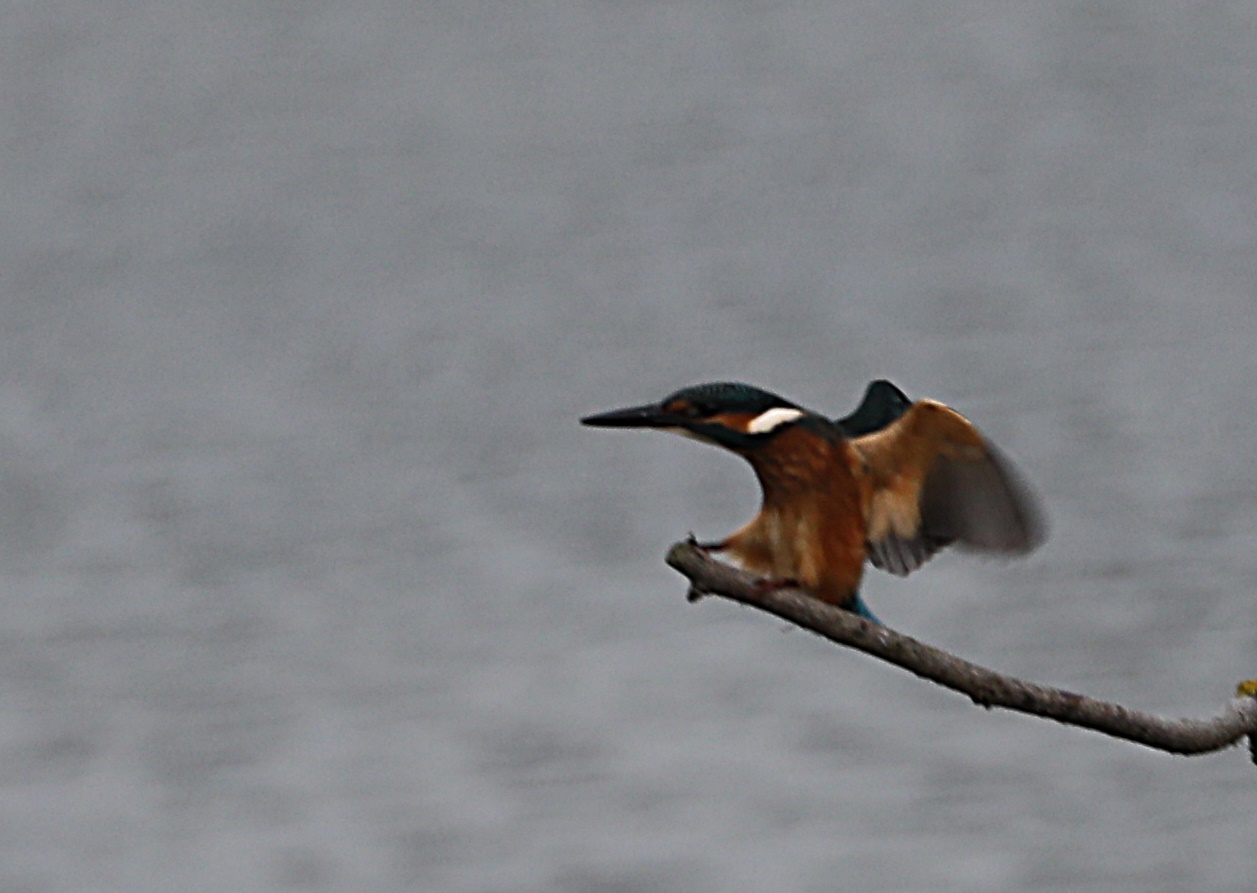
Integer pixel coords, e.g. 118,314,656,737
724,428,869,607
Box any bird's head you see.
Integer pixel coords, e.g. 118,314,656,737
581,382,818,451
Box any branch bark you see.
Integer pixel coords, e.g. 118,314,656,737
666,539,1257,764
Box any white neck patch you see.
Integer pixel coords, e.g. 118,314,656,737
746,407,804,435
664,426,711,444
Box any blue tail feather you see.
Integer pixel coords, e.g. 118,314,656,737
847,592,881,625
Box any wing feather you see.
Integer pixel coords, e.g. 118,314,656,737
851,399,1044,577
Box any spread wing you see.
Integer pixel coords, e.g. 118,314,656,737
834,379,913,438
850,399,1045,576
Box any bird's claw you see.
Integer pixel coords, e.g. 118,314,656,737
686,533,728,553
753,577,802,594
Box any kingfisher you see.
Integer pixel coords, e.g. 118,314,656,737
581,380,1044,623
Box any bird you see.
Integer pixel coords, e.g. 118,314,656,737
581,380,1045,623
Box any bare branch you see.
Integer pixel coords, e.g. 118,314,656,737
666,540,1257,763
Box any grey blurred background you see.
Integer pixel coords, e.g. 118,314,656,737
2,3,1256,891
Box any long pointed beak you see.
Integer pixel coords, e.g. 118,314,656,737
580,402,675,429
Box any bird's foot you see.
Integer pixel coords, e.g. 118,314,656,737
686,533,729,553
752,576,803,595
